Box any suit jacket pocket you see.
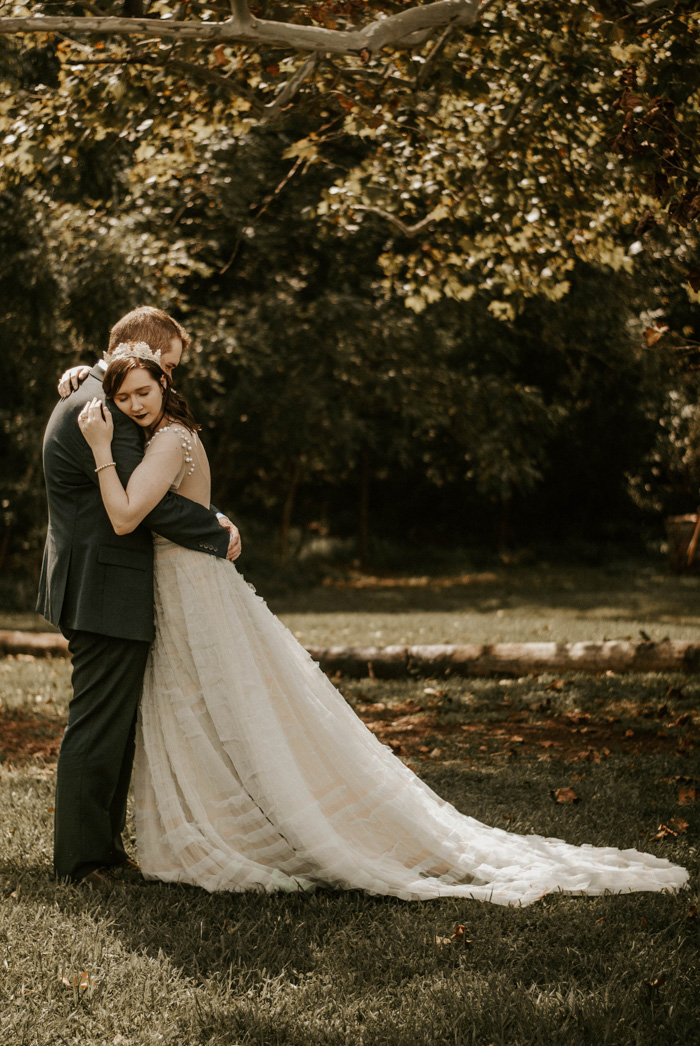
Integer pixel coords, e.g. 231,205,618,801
98,545,151,571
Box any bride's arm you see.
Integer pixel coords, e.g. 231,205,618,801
78,398,184,534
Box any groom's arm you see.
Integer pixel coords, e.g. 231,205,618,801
82,401,230,559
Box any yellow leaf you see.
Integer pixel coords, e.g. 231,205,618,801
487,300,516,322
427,204,450,222
282,138,319,162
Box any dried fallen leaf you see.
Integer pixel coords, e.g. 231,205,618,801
650,823,677,840
678,785,697,805
509,735,525,744
670,816,689,833
537,740,556,749
546,679,565,691
435,935,453,947
645,974,667,991
674,713,692,728
552,787,579,804
575,749,602,763
211,44,228,68
60,971,98,990
451,924,473,945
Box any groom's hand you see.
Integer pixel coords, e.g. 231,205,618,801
218,516,242,562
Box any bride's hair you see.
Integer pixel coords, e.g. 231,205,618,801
103,357,201,433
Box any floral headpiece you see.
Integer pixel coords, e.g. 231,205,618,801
103,341,163,370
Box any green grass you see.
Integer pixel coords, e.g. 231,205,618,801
1,658,698,1045
7,556,700,645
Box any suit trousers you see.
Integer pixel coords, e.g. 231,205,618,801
54,629,151,881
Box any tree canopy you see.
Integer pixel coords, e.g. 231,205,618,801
0,1,699,585
2,1,698,310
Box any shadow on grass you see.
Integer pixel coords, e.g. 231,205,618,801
269,567,700,623
1,750,697,1046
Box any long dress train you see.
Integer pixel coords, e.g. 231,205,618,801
133,435,688,905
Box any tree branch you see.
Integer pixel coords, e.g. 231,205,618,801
228,0,251,27
262,53,319,122
415,25,454,89
352,205,441,238
0,1,481,54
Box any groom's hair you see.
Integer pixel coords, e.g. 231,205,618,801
108,306,191,354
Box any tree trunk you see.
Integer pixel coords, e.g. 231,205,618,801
0,525,11,577
278,458,302,564
358,447,371,567
497,496,511,553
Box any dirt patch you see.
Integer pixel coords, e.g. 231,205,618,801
0,712,64,765
1,695,697,771
354,699,699,766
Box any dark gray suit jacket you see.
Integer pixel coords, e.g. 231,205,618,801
37,366,229,642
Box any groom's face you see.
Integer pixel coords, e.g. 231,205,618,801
159,337,183,379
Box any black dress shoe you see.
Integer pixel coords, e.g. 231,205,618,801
79,868,118,890
113,857,145,884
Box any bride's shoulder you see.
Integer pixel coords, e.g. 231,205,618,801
147,423,195,448
145,423,197,471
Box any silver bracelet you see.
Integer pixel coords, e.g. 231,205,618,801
95,461,117,473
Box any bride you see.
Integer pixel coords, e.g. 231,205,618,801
78,341,688,905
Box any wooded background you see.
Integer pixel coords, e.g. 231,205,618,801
1,0,699,595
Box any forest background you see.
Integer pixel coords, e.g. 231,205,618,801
1,0,700,607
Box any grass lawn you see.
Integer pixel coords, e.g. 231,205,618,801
0,657,698,1045
274,559,700,648
7,557,700,648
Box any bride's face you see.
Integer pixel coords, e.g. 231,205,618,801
112,366,166,429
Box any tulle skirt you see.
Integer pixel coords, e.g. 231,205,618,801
133,540,688,905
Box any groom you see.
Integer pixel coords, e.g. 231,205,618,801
37,306,241,886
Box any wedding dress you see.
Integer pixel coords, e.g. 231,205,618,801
133,426,688,905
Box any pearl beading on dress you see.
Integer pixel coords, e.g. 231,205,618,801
147,424,196,476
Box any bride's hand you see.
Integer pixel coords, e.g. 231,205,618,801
78,398,114,450
59,365,91,398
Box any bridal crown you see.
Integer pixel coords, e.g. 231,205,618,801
103,341,163,369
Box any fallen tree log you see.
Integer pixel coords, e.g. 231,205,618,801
0,630,69,657
3,632,700,676
308,640,700,677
